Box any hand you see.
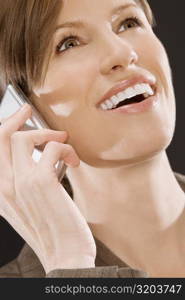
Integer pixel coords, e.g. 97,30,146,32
0,104,96,273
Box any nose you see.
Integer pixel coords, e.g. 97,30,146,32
99,32,138,75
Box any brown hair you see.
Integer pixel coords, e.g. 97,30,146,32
0,0,63,98
0,0,154,197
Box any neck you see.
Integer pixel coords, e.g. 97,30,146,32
67,151,185,275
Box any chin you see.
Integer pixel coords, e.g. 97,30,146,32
115,115,176,165
83,128,174,168
133,129,174,159
142,135,174,164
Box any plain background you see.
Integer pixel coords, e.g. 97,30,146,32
0,0,185,267
148,0,185,174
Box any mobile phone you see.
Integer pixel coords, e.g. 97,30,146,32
0,84,67,182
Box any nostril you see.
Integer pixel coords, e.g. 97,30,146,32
130,51,138,65
112,65,122,70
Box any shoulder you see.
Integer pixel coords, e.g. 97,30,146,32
0,243,45,278
174,171,185,192
0,258,20,278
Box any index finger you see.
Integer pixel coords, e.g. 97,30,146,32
0,104,32,135
11,129,68,177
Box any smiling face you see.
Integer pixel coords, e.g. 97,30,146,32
32,0,176,168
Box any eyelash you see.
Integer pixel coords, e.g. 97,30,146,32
56,16,142,55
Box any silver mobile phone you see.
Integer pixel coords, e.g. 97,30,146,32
0,84,67,182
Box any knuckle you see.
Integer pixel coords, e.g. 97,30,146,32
49,140,60,147
38,128,49,135
42,128,54,135
45,140,60,150
64,144,73,152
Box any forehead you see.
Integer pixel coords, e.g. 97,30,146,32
58,0,137,24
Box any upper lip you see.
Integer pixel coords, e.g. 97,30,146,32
97,74,156,108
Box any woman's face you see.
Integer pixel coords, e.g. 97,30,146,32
33,0,176,167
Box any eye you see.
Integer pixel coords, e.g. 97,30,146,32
119,17,142,32
56,35,80,54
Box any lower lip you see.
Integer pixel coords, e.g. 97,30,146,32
103,92,159,114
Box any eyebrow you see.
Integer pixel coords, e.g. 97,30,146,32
55,3,137,32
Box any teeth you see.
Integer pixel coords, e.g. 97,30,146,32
145,84,154,96
105,100,113,109
110,95,120,106
125,87,136,99
134,84,145,95
101,103,108,110
100,83,154,110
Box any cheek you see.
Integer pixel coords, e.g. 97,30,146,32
43,56,96,97
33,58,97,126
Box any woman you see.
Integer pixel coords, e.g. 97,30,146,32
0,0,185,278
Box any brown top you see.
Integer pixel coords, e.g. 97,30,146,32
0,172,184,278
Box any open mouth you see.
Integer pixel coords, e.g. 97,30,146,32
99,83,156,111
113,93,147,109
